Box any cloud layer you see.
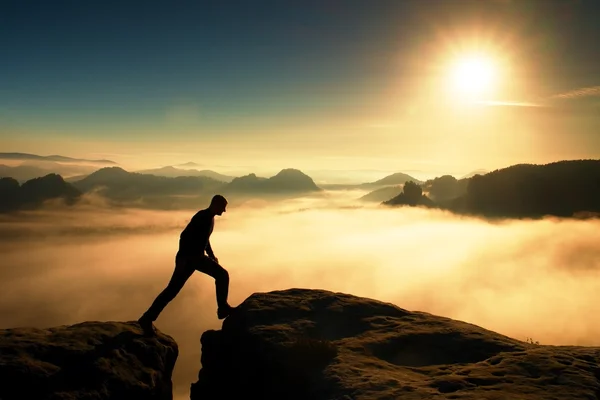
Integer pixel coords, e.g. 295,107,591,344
550,85,600,100
1,193,600,399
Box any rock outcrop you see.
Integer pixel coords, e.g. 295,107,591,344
0,321,178,400
383,192,436,207
192,288,600,400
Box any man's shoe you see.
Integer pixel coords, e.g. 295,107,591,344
217,305,233,320
138,316,156,336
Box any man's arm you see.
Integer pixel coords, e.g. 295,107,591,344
205,239,216,260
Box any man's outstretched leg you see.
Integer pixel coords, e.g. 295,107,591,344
194,256,233,319
138,253,194,335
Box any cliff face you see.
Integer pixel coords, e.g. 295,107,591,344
0,321,178,400
192,288,600,400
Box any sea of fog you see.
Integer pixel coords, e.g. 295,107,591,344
1,189,599,399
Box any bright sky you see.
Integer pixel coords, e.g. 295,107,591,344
1,0,599,177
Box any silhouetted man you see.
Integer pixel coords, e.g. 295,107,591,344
138,194,233,335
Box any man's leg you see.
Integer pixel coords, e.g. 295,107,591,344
194,256,231,319
139,252,194,332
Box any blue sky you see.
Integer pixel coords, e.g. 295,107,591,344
2,0,599,175
3,1,405,130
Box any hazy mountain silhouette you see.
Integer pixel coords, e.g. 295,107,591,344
176,161,203,168
384,180,435,208
361,172,423,188
136,166,235,182
0,161,101,183
70,167,224,208
6,158,597,217
224,173,268,191
321,171,423,191
0,174,81,212
385,160,600,219
448,159,600,218
65,173,91,183
222,168,321,195
0,177,20,212
267,168,321,191
74,166,131,185
0,164,49,183
460,168,488,179
359,185,404,202
0,152,116,164
421,175,470,203
64,167,322,208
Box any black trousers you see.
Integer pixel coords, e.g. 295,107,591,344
142,250,229,321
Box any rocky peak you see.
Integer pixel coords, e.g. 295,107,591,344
267,168,320,191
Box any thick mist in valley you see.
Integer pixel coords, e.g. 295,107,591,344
1,190,600,399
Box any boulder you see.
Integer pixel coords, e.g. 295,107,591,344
0,321,178,400
192,288,600,399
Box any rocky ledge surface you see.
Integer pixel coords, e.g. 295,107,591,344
2,290,599,400
0,321,178,400
192,288,600,400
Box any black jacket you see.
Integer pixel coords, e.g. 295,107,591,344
179,208,215,257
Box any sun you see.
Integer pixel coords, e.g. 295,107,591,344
448,55,497,100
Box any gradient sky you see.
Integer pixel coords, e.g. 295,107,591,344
2,0,599,175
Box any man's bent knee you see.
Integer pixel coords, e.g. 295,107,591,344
215,267,229,282
196,255,228,279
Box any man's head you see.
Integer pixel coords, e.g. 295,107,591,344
208,194,228,216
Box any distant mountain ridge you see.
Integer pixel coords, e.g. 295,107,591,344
0,164,51,183
460,169,489,179
359,185,404,202
0,155,423,190
222,168,321,195
0,152,117,164
63,167,322,209
3,157,598,218
136,166,235,182
176,161,202,168
71,167,223,202
361,172,423,187
320,171,422,191
0,174,81,212
384,159,600,219
0,162,102,183
0,165,322,211
450,159,600,218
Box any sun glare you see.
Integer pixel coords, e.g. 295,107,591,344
449,55,497,100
